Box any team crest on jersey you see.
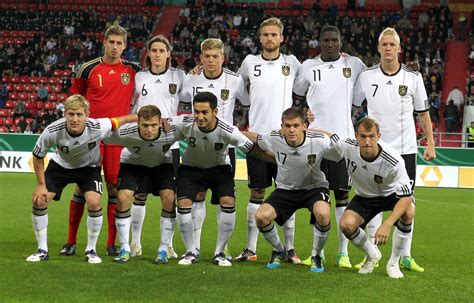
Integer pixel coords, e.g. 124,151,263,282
221,89,230,101
282,65,290,76
307,154,317,166
374,175,383,184
398,85,408,96
214,143,224,150
60,146,69,154
88,142,96,150
169,83,177,94
162,144,171,152
121,73,130,85
343,67,351,78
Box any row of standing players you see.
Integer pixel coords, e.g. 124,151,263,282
27,18,436,278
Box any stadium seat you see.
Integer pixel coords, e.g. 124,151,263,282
9,93,18,101
19,92,28,100
59,93,68,101
4,117,13,126
0,118,3,125
44,102,54,109
36,101,44,109
49,94,58,102
53,85,62,93
14,84,24,91
0,109,8,116
4,101,14,109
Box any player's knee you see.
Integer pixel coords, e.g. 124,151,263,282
161,197,176,213
255,208,272,228
250,188,265,199
219,196,235,207
178,198,192,208
400,204,415,224
195,191,206,201
340,215,357,237
334,189,349,201
32,196,48,208
134,193,147,203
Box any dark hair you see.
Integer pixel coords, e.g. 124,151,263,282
145,35,171,69
355,117,380,133
282,107,305,123
320,25,341,39
193,91,218,110
137,104,162,120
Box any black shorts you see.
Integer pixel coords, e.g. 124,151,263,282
117,163,175,196
172,148,180,179
265,187,330,226
229,147,236,178
346,194,400,226
45,160,103,201
246,153,277,189
401,154,416,190
177,165,235,204
320,158,352,191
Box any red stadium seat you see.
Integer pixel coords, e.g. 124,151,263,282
44,102,54,109
6,83,14,91
11,76,19,83
24,84,33,91
36,101,44,109
14,84,24,91
4,117,13,126
0,126,8,133
0,109,8,116
4,101,14,109
0,118,3,125
19,92,28,100
49,93,58,102
59,93,68,101
9,93,18,101
54,85,62,93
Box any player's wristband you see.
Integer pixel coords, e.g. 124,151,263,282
111,118,120,130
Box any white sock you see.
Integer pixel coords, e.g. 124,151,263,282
176,208,195,254
215,205,236,255
403,220,414,258
115,216,131,252
367,212,383,243
192,201,206,251
159,215,176,252
32,213,48,252
389,225,411,265
313,223,330,256
131,202,146,246
260,222,285,252
349,228,378,259
282,213,295,251
335,201,349,255
86,214,103,252
247,201,261,252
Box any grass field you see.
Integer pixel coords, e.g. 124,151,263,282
0,172,472,302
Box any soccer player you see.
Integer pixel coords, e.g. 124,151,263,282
26,95,136,263
172,92,254,266
329,117,415,279
245,108,334,272
236,17,302,263
293,25,366,268
103,105,177,264
62,25,141,257
181,38,246,256
128,35,186,258
353,27,436,272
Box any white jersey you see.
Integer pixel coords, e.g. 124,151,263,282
329,134,412,198
353,64,429,154
181,68,247,123
258,130,334,190
33,118,112,169
103,123,177,167
239,54,301,133
171,115,254,169
293,55,366,137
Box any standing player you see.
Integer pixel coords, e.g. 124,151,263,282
353,27,436,272
293,25,366,268
103,105,177,264
246,108,334,272
172,92,255,266
26,95,136,263
181,38,246,256
236,17,302,263
330,117,415,279
128,35,186,258
61,25,141,257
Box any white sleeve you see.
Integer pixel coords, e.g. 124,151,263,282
168,116,186,141
102,127,122,145
293,70,309,97
179,75,193,104
327,134,345,161
238,57,250,82
235,75,250,106
257,133,273,153
353,74,365,107
321,134,342,162
33,130,53,158
394,161,413,198
230,126,254,154
98,118,113,138
413,73,429,112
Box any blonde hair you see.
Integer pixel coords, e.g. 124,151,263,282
201,38,224,54
104,25,128,44
64,94,89,113
145,35,171,68
378,27,400,45
259,17,284,35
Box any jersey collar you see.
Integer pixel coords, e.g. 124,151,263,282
204,69,223,80
261,53,281,61
149,67,168,76
380,63,401,77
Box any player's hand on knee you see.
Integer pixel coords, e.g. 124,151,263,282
374,223,391,245
32,185,48,206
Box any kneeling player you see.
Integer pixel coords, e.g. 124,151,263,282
104,105,177,264
245,108,334,272
26,95,136,263
329,117,414,279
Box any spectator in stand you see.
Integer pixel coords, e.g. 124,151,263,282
17,116,28,132
444,100,459,133
0,83,8,109
38,85,49,102
458,13,466,41
13,100,27,120
467,121,474,147
445,85,464,109
429,92,440,125
24,124,33,134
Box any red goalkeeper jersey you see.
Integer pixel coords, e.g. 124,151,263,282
70,57,141,118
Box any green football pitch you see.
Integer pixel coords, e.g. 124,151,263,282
0,172,472,302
